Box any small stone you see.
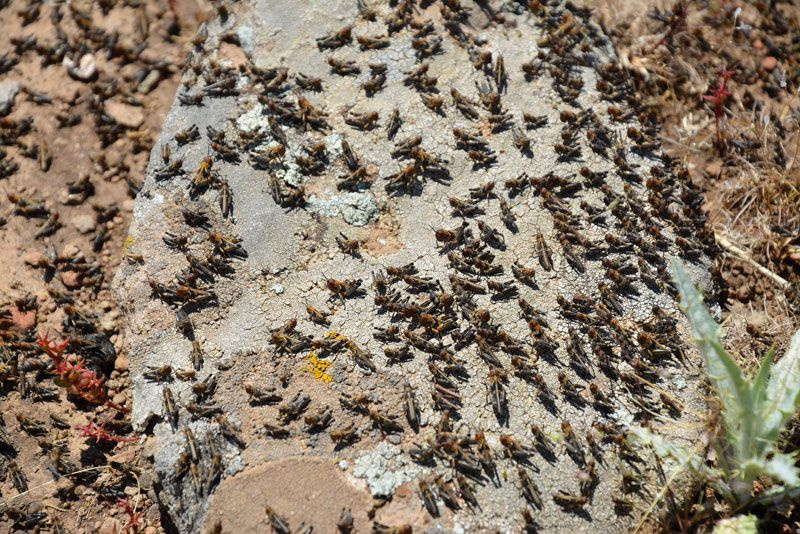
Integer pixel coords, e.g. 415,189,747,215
339,460,349,470
123,199,135,212
60,271,81,289
53,476,75,497
23,250,44,266
105,101,145,128
62,243,82,258
98,517,122,534
387,434,402,445
113,392,127,407
71,214,96,234
64,54,97,81
138,70,161,94
0,80,20,116
762,56,778,72
100,310,119,332
6,305,36,331
705,160,723,176
115,355,129,372
753,38,763,50
271,283,285,294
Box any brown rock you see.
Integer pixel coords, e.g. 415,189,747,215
23,250,44,266
112,392,128,407
762,56,778,71
6,306,36,331
98,517,122,534
114,354,129,372
705,159,723,177
60,271,81,289
108,448,137,466
105,101,145,128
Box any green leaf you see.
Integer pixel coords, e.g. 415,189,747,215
751,346,774,453
751,346,774,409
712,515,758,534
672,261,752,444
762,329,800,445
762,453,800,488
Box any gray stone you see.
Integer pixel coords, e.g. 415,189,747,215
113,1,715,532
0,80,20,115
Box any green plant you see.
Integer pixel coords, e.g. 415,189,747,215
634,260,800,507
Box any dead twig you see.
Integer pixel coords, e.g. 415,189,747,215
714,232,791,290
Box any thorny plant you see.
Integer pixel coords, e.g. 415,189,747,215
117,497,144,534
77,421,139,444
634,261,800,525
702,69,737,148
38,333,128,412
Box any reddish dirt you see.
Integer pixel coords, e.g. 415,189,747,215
0,1,207,532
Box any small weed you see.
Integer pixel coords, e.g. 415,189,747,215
117,497,144,533
634,261,800,527
702,69,736,148
38,333,129,413
76,420,139,444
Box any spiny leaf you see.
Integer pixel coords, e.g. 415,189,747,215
672,261,751,440
762,330,800,445
762,453,800,488
712,515,758,534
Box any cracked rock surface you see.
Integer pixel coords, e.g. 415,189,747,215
113,1,715,532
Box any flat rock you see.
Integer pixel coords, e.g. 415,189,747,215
114,1,715,533
105,101,145,129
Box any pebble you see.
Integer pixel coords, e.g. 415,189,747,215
60,271,81,288
72,214,96,234
115,354,129,372
762,56,778,71
0,79,20,115
113,392,127,406
100,310,119,332
62,243,82,258
6,305,36,331
271,283,285,294
98,517,122,534
23,250,44,266
705,160,723,176
64,53,97,81
53,477,75,497
105,101,145,129
138,69,161,94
